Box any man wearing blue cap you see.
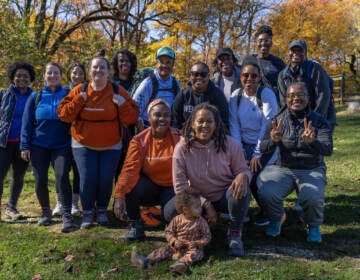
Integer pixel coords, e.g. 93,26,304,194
278,39,335,130
133,46,180,131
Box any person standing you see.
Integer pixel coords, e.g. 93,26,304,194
211,48,242,102
112,50,137,91
58,55,139,229
21,62,75,232
0,62,35,221
258,82,333,243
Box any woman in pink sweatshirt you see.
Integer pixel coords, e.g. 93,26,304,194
165,103,252,258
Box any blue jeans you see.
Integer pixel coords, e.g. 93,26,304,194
72,147,120,212
0,142,29,209
31,146,72,212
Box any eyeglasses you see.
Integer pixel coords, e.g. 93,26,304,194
190,71,209,78
287,92,307,99
241,73,258,79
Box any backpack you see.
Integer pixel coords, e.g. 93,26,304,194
304,60,336,129
128,68,180,104
237,85,265,109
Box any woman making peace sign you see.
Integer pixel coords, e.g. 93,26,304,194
257,82,333,243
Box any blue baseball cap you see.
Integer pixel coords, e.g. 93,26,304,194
288,40,307,52
156,46,176,59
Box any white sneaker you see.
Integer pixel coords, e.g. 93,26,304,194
52,193,64,216
71,193,81,216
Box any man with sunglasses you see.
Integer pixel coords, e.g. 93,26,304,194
257,82,333,243
211,48,242,102
172,62,228,129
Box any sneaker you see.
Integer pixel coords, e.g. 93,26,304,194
80,211,94,229
307,225,322,243
265,212,286,237
254,212,270,226
61,212,77,233
71,193,81,216
169,261,187,276
243,215,251,223
96,209,109,226
38,209,52,226
52,194,64,216
227,229,245,257
124,220,146,242
5,206,22,221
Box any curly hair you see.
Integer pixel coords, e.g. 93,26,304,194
112,50,137,82
175,188,201,214
181,103,227,153
255,25,273,39
66,62,86,83
7,61,36,82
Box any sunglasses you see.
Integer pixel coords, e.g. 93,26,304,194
287,92,307,99
190,71,208,78
241,73,258,79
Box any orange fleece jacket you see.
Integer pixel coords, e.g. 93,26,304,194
114,127,181,199
57,82,139,147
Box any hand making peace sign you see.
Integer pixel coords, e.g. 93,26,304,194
301,118,315,143
270,118,283,143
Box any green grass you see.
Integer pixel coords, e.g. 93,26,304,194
1,105,360,280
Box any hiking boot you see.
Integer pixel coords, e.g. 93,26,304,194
254,212,270,226
38,208,52,226
169,261,187,276
80,211,94,229
5,206,22,221
265,212,286,237
71,193,81,216
52,194,64,216
307,225,322,243
96,209,109,226
61,212,77,233
227,229,245,257
124,220,146,242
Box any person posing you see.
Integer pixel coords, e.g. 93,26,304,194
0,62,35,221
166,103,252,257
57,55,139,229
278,40,335,130
212,48,242,102
132,46,180,131
112,49,137,91
172,62,229,130
130,188,211,276
113,99,180,241
229,58,279,226
20,62,75,232
258,82,333,243
252,25,286,104
52,62,86,217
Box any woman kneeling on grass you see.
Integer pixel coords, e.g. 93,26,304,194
165,103,252,257
113,99,180,242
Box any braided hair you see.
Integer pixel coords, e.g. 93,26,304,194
181,103,227,153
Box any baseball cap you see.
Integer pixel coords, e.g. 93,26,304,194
288,40,307,52
156,46,176,59
215,47,235,58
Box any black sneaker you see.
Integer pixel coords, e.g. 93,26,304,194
227,229,245,257
38,208,52,226
61,212,77,233
253,212,270,226
124,220,146,242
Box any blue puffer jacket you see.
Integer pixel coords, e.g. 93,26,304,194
20,84,71,150
0,85,32,148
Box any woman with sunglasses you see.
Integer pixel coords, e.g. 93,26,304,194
229,57,278,226
172,62,228,130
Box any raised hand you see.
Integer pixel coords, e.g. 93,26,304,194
270,118,283,143
301,118,315,143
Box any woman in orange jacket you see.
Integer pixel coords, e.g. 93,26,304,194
57,55,139,229
113,99,180,242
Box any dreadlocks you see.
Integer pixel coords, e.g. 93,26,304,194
181,102,227,153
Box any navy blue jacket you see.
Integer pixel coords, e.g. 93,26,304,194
20,85,71,150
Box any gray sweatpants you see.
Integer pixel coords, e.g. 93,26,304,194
257,165,327,226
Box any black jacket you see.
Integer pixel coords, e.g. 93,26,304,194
172,81,229,129
260,107,332,169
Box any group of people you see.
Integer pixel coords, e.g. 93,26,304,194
0,24,334,274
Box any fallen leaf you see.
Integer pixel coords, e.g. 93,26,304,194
66,265,73,273
107,268,119,274
65,255,74,262
32,275,42,280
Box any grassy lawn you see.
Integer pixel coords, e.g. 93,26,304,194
0,105,359,280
